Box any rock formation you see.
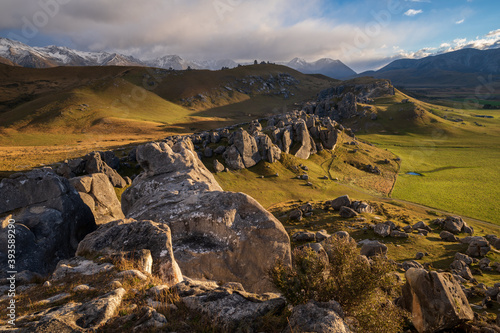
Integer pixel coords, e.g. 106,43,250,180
77,219,183,286
122,140,292,293
70,173,125,224
0,168,96,278
400,268,474,333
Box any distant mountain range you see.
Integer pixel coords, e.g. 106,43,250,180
283,57,357,79
2,37,499,86
0,38,237,71
0,37,356,78
359,48,500,87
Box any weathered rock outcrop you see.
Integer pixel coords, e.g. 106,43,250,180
76,219,183,286
293,119,314,160
227,128,261,168
174,279,286,332
287,300,351,333
255,133,281,163
0,168,96,278
400,268,474,333
84,152,126,188
70,173,125,224
121,140,292,293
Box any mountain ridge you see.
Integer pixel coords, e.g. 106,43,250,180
358,47,500,88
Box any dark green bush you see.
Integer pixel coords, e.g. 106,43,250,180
269,235,407,333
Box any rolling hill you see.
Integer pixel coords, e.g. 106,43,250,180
0,63,337,143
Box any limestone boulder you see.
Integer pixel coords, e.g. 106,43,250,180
70,173,125,224
174,279,286,332
400,268,474,333
77,219,182,286
229,128,261,168
121,141,291,293
256,134,281,163
443,216,464,235
223,145,245,170
293,119,313,160
331,195,351,210
0,169,96,278
287,300,351,333
84,152,126,188
213,159,225,173
360,240,387,258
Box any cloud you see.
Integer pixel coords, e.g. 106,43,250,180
455,19,465,24
486,29,500,37
404,9,423,16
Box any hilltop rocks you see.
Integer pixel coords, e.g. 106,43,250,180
70,173,125,224
228,128,261,168
339,206,358,218
462,236,491,257
213,159,225,173
223,146,246,170
293,119,314,160
0,168,96,278
400,268,474,333
338,92,357,119
360,240,388,258
121,140,291,293
20,288,127,332
255,133,281,163
77,219,183,286
331,195,351,210
287,300,351,333
374,223,392,238
443,216,465,234
174,279,286,332
84,152,127,188
440,230,459,242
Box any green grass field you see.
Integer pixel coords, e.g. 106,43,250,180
355,93,500,224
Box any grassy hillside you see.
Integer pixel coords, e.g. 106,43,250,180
0,64,336,171
347,90,500,224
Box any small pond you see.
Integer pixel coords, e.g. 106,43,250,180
406,172,423,176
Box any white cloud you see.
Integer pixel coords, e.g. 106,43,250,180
455,19,465,24
404,9,423,16
486,29,500,37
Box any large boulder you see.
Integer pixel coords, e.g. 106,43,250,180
338,92,357,119
360,240,388,258
121,141,291,293
229,128,261,168
464,236,491,257
255,134,281,163
442,216,464,235
320,127,339,150
84,152,126,188
331,195,351,210
222,146,245,170
293,119,313,160
287,300,351,333
0,168,96,278
76,219,183,286
174,279,286,332
400,268,474,333
70,173,125,224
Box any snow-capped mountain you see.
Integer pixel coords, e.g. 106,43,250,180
0,38,239,71
285,57,357,79
144,55,192,70
0,38,143,68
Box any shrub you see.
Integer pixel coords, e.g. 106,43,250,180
269,235,407,333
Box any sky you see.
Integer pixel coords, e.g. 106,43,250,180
0,0,499,72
